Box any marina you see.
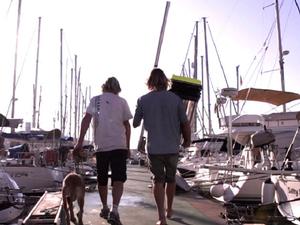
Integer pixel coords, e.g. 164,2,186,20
6,161,298,225
1,0,300,225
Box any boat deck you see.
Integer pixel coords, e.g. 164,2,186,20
82,164,226,225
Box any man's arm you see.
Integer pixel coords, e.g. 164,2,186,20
181,121,191,148
133,99,142,128
123,120,131,158
74,113,92,151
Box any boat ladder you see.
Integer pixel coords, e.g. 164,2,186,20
21,191,64,225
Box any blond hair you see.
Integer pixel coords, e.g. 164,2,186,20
102,77,121,94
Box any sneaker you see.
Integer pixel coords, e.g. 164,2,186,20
99,208,110,219
107,211,123,225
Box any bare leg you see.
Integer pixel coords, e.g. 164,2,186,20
111,181,124,209
153,182,167,225
165,181,176,218
98,184,108,208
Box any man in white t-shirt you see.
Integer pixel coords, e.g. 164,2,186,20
74,77,132,225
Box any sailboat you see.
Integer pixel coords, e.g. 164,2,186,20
266,111,300,225
206,0,300,224
0,117,65,193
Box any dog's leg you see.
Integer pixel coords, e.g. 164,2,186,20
67,196,77,224
77,186,85,225
63,189,71,225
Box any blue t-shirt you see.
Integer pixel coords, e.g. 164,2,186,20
133,90,188,154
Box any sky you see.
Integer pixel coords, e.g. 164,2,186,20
1,0,300,147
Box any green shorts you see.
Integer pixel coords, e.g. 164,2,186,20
148,154,178,183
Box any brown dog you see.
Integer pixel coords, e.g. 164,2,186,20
62,172,85,225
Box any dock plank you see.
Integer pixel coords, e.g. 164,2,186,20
31,191,61,216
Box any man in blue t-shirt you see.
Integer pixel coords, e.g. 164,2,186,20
133,68,191,225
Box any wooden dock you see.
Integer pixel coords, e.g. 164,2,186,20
81,164,226,225
15,164,227,225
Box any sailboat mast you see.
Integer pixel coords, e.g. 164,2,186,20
203,17,212,135
11,0,22,124
236,65,240,114
37,86,42,129
74,55,78,139
69,68,73,137
137,1,171,150
275,0,286,112
32,17,41,128
63,61,68,136
201,55,205,137
192,21,198,133
154,1,170,67
60,28,63,132
87,85,91,142
77,69,81,137
193,22,198,78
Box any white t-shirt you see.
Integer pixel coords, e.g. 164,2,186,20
86,92,132,152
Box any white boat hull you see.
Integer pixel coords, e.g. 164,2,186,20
0,171,24,223
0,206,24,223
211,172,267,202
3,166,64,193
272,175,300,225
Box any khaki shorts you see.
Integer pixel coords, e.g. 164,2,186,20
148,154,178,183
